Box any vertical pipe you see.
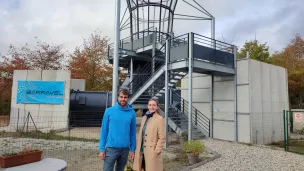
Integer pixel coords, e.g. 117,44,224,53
148,1,150,33
112,0,121,106
234,45,238,142
169,88,173,105
159,0,163,41
195,109,197,126
211,17,215,49
136,0,139,39
210,75,214,138
17,108,20,131
130,58,134,94
106,92,109,108
188,32,193,140
152,32,156,96
283,110,286,151
130,12,134,50
287,111,290,151
165,39,170,148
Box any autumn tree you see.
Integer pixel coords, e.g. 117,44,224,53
8,37,66,70
68,30,115,91
0,55,30,115
270,34,304,108
237,40,270,63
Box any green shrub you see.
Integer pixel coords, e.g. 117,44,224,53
181,132,188,139
183,139,205,155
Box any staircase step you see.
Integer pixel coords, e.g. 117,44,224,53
137,97,151,100
170,72,186,77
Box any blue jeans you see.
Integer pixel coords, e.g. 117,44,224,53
103,147,129,171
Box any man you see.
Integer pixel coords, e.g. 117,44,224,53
99,88,136,171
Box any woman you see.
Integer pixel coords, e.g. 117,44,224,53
133,97,165,171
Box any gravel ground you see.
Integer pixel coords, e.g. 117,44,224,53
193,139,304,171
0,138,185,171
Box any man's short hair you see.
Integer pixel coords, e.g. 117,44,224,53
118,88,129,97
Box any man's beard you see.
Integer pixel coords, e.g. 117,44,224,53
119,101,127,107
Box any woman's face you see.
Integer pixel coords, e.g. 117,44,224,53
148,100,158,113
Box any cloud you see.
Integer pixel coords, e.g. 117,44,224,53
211,0,304,53
0,0,116,54
0,0,303,55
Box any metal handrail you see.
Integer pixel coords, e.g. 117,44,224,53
171,89,210,136
108,27,169,50
127,44,166,97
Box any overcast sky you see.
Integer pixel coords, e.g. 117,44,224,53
0,0,303,56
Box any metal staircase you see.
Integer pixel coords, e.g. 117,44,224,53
106,0,240,144
158,90,210,138
116,38,210,138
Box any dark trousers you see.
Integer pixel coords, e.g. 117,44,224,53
103,147,129,171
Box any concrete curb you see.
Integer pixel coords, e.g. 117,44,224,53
178,146,221,171
179,153,221,171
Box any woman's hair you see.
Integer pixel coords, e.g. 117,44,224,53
148,96,159,106
147,96,160,114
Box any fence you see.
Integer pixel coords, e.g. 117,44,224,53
283,110,304,154
0,109,186,170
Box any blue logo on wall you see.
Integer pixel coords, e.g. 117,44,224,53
17,81,65,104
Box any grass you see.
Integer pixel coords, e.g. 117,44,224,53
0,130,99,143
269,139,304,154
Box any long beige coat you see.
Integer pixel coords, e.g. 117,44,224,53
133,113,165,171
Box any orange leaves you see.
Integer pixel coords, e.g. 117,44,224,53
270,34,304,107
0,55,30,115
7,37,66,70
68,30,119,91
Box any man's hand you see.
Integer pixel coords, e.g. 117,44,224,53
99,152,105,160
129,152,135,160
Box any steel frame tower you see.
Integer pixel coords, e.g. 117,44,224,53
109,0,237,145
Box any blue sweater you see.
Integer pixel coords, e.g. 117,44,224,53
99,103,136,152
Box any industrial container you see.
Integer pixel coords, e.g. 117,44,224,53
69,89,112,127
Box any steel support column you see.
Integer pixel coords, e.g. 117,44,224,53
188,32,193,140
211,17,215,49
210,75,214,138
169,88,173,105
130,57,134,94
165,39,170,148
112,0,121,106
152,32,156,96
234,45,238,142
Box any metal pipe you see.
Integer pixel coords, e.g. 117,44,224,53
169,88,173,105
188,32,193,140
130,58,134,94
211,17,215,49
152,32,156,96
165,39,170,148
112,0,121,106
234,45,238,142
106,92,109,108
210,75,214,138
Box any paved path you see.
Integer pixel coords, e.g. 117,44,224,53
193,139,304,171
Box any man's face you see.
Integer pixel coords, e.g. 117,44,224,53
118,92,128,107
